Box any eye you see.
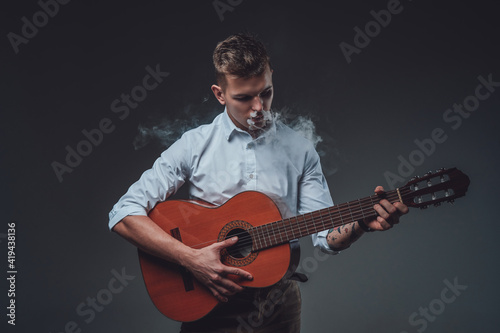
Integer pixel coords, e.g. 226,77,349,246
261,89,272,97
235,96,252,102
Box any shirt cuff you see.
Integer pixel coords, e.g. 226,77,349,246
108,207,147,230
312,230,340,255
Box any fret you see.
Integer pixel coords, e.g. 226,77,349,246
253,228,259,250
278,219,284,244
270,222,277,246
260,225,266,249
337,204,345,227
291,216,297,239
264,225,271,248
357,198,367,220
273,221,280,245
346,201,355,224
322,208,328,230
311,212,318,233
249,229,256,251
250,227,259,250
302,213,312,236
298,215,304,238
288,217,295,241
283,218,292,241
326,206,335,229
257,226,263,250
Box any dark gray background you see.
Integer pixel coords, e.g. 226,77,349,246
1,0,499,332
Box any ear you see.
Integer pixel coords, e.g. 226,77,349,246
211,84,226,105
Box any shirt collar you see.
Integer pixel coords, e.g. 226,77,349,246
221,107,242,141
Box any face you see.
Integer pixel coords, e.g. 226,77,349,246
211,65,274,134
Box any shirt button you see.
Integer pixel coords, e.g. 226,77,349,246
249,174,254,179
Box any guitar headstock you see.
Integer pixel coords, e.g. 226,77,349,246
400,168,470,209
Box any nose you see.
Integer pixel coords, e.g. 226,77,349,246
252,96,263,111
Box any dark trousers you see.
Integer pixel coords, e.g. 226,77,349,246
180,279,301,333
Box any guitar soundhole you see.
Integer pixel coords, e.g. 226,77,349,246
226,228,252,258
219,220,258,267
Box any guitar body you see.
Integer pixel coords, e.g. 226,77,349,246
138,191,300,322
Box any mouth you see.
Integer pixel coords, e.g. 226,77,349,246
247,110,272,130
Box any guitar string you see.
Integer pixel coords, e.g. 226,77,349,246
245,187,415,252
187,189,407,252
187,194,388,250
189,190,407,251
184,174,456,251
194,189,411,252
250,191,403,250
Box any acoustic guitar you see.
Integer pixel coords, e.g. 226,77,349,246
138,167,470,322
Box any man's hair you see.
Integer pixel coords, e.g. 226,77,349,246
213,33,271,90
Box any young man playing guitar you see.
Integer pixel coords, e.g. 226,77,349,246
109,33,409,332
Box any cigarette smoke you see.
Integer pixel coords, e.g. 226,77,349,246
272,106,339,176
247,110,273,131
133,104,339,176
132,100,220,150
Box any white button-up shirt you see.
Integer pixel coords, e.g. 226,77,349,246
109,109,336,254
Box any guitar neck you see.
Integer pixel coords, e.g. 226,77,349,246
250,188,404,251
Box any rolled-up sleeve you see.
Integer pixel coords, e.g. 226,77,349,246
108,134,191,230
298,148,339,255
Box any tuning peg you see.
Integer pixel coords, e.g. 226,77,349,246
437,168,445,172
427,179,432,187
445,190,450,197
420,205,428,210
431,193,436,201
434,202,441,207
440,175,445,183
448,199,455,205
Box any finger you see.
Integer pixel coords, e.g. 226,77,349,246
374,186,385,194
373,201,394,220
365,216,390,231
394,202,409,215
216,236,239,250
207,283,230,302
376,216,393,230
208,271,246,299
222,266,253,281
373,202,400,227
213,274,245,294
380,200,406,225
379,199,397,216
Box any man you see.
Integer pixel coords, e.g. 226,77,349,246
109,33,408,332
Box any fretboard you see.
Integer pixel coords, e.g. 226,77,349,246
249,188,407,251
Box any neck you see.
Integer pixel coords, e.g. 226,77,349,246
249,188,404,251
